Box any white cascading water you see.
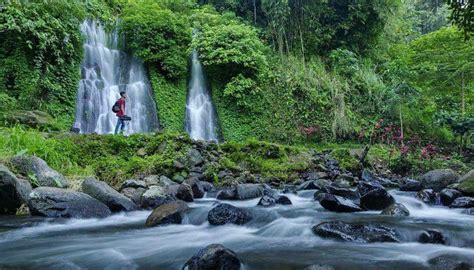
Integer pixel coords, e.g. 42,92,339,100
73,20,159,135
184,50,220,142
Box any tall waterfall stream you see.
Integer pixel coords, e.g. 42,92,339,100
73,20,159,135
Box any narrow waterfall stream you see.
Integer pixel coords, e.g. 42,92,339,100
184,50,220,142
1,190,474,269
73,20,159,135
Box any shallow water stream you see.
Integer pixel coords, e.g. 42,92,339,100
1,190,473,270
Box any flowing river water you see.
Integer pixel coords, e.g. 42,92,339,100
1,190,473,270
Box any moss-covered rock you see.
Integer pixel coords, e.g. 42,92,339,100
458,170,474,195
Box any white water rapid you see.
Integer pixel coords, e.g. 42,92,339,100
184,50,220,142
73,20,159,135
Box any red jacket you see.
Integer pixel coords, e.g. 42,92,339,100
116,97,126,117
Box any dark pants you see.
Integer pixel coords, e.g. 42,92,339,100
115,118,126,135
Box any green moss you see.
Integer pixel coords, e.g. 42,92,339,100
458,179,474,194
331,148,361,172
149,67,187,132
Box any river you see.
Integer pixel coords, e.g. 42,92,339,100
1,190,473,269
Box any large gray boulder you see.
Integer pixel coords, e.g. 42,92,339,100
140,185,174,209
419,169,459,192
10,155,69,188
208,203,252,226
184,177,205,199
3,110,54,129
318,193,363,213
82,177,136,212
449,197,474,208
28,187,111,218
357,181,395,210
121,187,146,204
145,201,189,227
182,244,241,270
312,221,399,243
439,188,462,206
235,184,264,200
0,165,32,214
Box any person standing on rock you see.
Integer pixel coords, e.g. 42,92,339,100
113,91,127,135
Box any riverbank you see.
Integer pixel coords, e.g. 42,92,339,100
0,127,471,190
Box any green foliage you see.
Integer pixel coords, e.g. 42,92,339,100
120,0,192,78
331,148,361,172
223,74,259,109
192,15,267,79
149,67,187,131
447,0,474,39
0,0,113,125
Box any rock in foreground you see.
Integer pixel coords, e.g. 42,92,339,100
145,201,189,227
312,221,399,243
182,244,241,270
82,177,136,212
28,187,111,218
208,203,252,226
0,165,32,214
10,155,69,188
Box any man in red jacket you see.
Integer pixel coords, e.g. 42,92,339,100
114,91,127,135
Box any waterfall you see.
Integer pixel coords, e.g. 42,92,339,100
73,20,159,135
184,50,220,142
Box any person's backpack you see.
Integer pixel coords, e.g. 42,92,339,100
112,100,120,113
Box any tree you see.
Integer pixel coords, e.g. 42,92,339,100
447,0,474,38
120,0,192,79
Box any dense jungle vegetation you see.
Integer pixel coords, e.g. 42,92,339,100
0,0,473,181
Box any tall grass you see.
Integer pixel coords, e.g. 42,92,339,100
0,126,91,176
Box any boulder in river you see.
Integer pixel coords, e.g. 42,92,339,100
419,169,459,192
418,229,447,245
201,181,215,192
297,180,321,191
257,194,292,207
358,182,394,211
208,203,252,226
323,185,359,200
449,197,474,208
140,186,174,209
399,179,423,192
182,244,241,270
312,221,399,243
145,201,189,227
416,189,438,205
82,177,136,212
0,164,32,214
318,193,363,213
381,203,410,217
175,183,194,202
184,177,205,199
439,188,462,206
216,188,237,200
10,155,69,188
235,184,264,200
120,187,146,204
28,187,111,218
